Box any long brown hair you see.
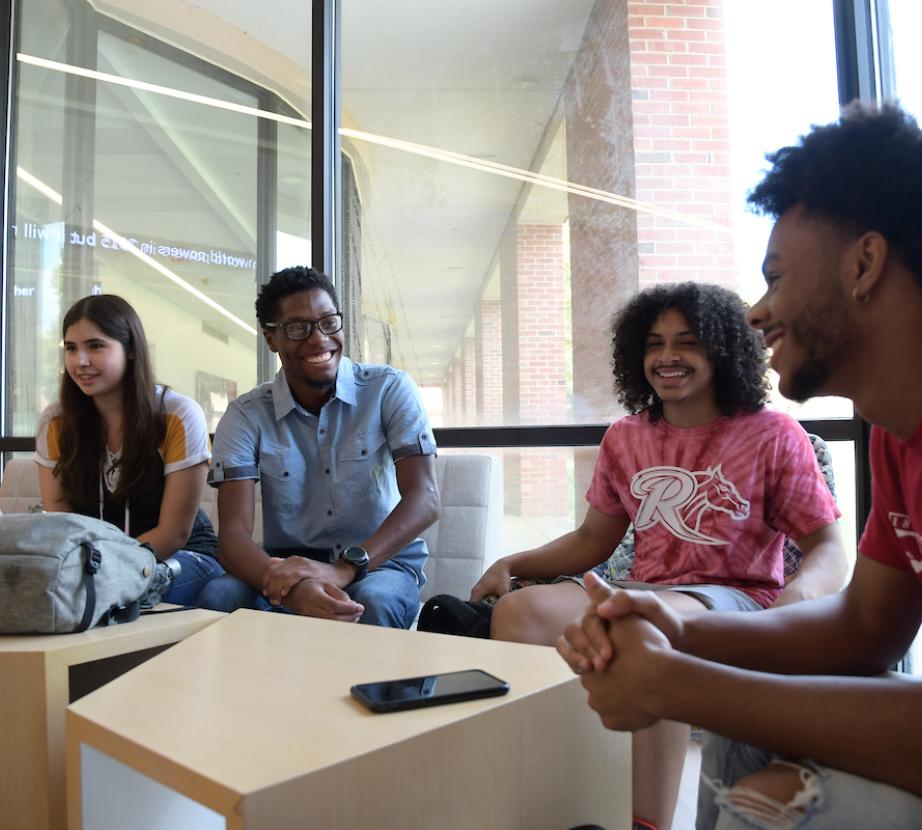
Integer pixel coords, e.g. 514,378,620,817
55,295,166,510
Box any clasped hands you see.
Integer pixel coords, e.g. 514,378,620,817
262,556,364,622
555,572,681,731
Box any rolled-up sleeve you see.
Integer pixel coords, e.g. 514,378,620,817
208,401,261,486
380,372,437,461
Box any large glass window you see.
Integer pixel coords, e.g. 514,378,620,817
880,0,922,118
343,0,847,427
343,0,853,547
3,0,865,568
8,0,311,435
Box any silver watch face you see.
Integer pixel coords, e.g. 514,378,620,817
343,546,369,566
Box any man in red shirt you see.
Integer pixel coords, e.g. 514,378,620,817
559,103,922,828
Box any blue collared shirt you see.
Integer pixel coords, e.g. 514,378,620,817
209,357,436,579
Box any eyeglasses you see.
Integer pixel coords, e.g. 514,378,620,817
264,313,343,341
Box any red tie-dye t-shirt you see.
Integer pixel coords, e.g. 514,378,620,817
586,409,840,607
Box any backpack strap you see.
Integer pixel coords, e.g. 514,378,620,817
77,542,102,633
140,604,195,616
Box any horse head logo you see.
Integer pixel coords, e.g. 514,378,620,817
681,465,750,531
631,464,750,546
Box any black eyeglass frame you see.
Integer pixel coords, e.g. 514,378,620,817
263,313,344,341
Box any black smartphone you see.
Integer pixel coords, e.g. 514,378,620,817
350,668,510,713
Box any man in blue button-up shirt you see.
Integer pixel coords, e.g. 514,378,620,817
198,266,440,628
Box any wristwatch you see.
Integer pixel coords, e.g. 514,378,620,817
340,546,370,582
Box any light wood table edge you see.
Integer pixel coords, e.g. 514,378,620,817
0,652,60,829
67,710,244,829
0,609,223,830
68,677,630,830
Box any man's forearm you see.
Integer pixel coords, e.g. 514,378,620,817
651,651,922,796
675,594,892,674
362,487,439,566
679,557,922,677
678,592,900,676
217,529,271,588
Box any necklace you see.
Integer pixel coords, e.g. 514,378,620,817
103,446,121,492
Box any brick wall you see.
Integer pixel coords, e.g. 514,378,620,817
628,0,735,289
515,224,569,426
449,352,464,423
566,0,638,502
506,224,569,515
477,298,503,424
463,334,476,425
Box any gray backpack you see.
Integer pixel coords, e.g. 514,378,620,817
0,513,157,633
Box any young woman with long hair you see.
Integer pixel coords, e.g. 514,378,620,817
35,294,223,603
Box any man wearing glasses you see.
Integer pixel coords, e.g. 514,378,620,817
199,266,440,628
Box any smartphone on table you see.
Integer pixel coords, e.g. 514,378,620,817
350,668,510,713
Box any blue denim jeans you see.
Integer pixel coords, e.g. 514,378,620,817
697,732,922,829
197,561,421,629
162,550,225,606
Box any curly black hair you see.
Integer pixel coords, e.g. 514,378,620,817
748,102,922,288
255,265,340,328
612,282,769,422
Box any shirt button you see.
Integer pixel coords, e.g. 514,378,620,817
325,468,330,474
319,429,325,435
361,449,367,456
283,471,289,477
327,510,333,516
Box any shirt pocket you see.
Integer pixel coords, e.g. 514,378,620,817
259,450,308,511
338,429,389,497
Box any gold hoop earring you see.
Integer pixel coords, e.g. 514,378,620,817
852,286,869,305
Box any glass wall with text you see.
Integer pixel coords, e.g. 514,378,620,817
8,0,311,435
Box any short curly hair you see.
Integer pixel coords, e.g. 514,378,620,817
748,102,922,288
255,266,340,328
612,282,769,422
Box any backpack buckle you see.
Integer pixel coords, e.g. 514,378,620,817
84,543,102,575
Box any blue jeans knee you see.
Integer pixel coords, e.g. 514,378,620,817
697,733,774,830
197,573,274,612
162,551,225,606
347,564,420,629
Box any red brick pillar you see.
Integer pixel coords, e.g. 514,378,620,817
448,354,464,425
516,225,568,426
476,299,503,425
566,0,639,506
628,0,735,289
510,223,569,516
463,335,476,426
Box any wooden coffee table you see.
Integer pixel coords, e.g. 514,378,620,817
67,609,631,829
0,608,223,830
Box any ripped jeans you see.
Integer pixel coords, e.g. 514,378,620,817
696,732,922,830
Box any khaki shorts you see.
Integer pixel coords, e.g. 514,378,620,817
554,574,762,612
